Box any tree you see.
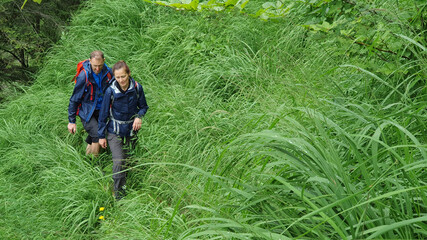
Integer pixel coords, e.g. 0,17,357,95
0,0,81,69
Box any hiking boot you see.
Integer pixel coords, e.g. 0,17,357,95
114,185,126,201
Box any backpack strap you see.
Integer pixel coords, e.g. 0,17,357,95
107,72,112,81
87,79,93,101
134,80,140,100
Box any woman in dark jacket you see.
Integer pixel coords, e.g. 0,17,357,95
98,60,149,200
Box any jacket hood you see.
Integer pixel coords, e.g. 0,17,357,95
110,77,136,94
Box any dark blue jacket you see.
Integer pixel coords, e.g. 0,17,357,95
68,60,113,123
98,78,149,138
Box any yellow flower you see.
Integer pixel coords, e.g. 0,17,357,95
99,207,105,211
99,216,105,220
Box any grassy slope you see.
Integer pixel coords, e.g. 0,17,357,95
0,0,425,239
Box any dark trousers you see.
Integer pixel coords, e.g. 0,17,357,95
107,133,137,196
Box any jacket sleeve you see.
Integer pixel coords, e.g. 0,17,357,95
98,88,112,139
68,71,87,123
136,83,149,118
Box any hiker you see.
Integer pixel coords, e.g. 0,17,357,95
67,50,113,156
98,60,149,200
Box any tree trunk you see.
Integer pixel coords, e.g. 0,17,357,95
18,48,28,68
33,15,41,34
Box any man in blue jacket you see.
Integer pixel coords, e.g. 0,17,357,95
67,50,113,156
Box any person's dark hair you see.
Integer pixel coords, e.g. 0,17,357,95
90,50,104,59
113,60,130,75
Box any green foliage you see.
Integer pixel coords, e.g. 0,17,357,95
0,0,81,102
296,0,427,99
0,0,426,239
143,0,293,19
143,0,426,104
0,0,81,69
21,0,42,9
143,0,251,12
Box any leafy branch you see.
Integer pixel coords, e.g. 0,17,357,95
346,36,411,61
143,0,293,20
21,0,42,9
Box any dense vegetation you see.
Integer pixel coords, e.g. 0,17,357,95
0,0,81,102
0,0,425,239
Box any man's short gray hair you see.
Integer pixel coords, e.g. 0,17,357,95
90,50,104,59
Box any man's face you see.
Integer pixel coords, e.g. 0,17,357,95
89,57,105,74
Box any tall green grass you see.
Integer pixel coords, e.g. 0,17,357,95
0,0,425,239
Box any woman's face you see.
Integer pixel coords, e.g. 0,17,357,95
114,67,130,90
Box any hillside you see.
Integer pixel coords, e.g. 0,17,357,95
0,0,426,239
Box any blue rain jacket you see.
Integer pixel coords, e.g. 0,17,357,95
98,78,149,138
68,60,113,123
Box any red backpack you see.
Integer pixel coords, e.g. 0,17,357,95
71,59,112,101
72,59,89,84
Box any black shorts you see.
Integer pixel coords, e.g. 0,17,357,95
82,110,99,144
